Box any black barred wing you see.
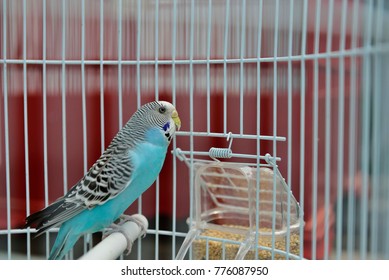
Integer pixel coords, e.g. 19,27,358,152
66,144,134,208
26,145,134,234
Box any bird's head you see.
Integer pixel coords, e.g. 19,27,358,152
131,100,181,145
155,101,181,133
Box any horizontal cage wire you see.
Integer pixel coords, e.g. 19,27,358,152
1,0,389,260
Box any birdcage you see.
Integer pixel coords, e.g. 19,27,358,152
1,0,389,260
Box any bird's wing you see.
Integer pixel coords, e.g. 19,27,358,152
27,144,134,234
67,144,134,208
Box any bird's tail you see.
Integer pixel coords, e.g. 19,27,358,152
25,199,65,236
49,223,79,260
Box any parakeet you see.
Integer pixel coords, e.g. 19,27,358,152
25,101,181,260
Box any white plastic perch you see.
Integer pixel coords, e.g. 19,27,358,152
78,214,148,260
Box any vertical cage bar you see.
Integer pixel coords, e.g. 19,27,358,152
42,0,50,258
22,0,31,260
239,0,246,135
385,54,389,260
80,0,89,256
222,0,230,134
255,0,263,260
98,0,105,148
61,0,70,257
205,237,210,260
299,0,308,259
188,0,195,260
154,0,160,260
271,0,280,260
2,0,12,260
335,0,348,260
154,0,159,102
206,0,212,133
118,0,123,128
171,0,178,259
311,0,321,260
286,0,294,260
61,0,68,198
99,0,105,153
81,0,87,174
324,0,334,260
347,0,360,260
370,0,384,260
360,0,374,260
136,0,142,260
136,0,141,108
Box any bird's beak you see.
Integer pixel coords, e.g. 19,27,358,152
172,110,181,131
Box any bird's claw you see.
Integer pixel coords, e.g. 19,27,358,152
102,215,147,255
117,214,147,238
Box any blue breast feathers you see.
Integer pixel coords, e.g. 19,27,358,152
145,127,169,146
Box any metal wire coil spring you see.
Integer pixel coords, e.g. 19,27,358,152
209,147,232,159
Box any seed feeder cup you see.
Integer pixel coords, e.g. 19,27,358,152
175,137,303,260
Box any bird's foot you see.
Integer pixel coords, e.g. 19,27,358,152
101,215,147,255
117,214,147,238
102,223,134,256
102,223,120,240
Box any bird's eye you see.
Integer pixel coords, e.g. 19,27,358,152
159,107,166,114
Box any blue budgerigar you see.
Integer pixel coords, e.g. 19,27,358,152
25,101,181,260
